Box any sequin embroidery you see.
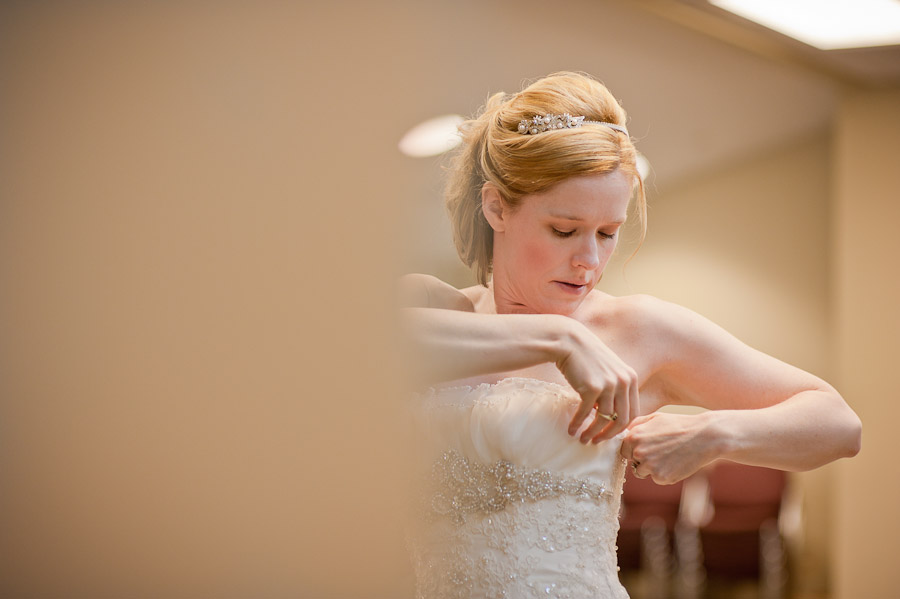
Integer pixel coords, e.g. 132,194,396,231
427,450,612,524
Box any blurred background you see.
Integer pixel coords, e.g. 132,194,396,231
1,1,897,597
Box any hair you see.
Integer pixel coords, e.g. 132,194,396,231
445,71,647,286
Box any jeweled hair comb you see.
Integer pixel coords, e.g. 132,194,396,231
517,113,628,136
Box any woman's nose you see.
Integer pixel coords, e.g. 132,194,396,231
572,238,601,270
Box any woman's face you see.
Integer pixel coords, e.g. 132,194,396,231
487,170,633,315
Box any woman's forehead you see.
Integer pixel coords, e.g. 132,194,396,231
527,172,632,220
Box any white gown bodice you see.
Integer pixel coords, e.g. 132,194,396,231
407,377,629,599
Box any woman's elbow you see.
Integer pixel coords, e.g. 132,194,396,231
821,388,861,460
841,410,862,458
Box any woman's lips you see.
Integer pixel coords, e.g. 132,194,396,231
553,280,588,294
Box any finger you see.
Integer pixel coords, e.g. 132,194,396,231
627,413,655,430
593,368,637,443
591,379,630,443
585,419,616,445
568,400,594,436
580,395,617,443
629,377,641,421
631,460,649,480
580,387,616,443
619,435,635,461
568,392,599,436
587,415,619,444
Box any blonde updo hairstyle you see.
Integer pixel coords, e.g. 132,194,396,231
445,71,647,286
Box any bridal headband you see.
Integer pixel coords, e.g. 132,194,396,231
517,113,628,137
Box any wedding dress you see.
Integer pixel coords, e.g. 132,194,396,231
407,377,629,598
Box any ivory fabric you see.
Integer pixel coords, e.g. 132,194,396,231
407,377,629,599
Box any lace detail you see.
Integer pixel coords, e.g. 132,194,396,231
407,377,630,599
408,462,628,598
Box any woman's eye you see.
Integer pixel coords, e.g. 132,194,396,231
598,231,617,240
552,228,574,238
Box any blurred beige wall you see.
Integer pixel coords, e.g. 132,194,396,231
1,3,417,597
831,89,900,599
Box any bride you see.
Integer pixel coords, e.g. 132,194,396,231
400,72,860,598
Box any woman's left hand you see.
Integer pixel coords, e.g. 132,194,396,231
620,412,720,485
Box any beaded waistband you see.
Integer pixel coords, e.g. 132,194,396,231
426,450,614,525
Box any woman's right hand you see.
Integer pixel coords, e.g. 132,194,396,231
556,321,639,444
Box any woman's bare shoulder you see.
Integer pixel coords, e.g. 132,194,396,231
580,291,669,325
607,293,724,339
583,291,755,371
579,292,695,351
458,284,492,311
580,293,699,400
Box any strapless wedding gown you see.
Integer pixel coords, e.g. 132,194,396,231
407,377,629,598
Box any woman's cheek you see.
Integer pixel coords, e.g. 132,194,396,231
600,245,614,267
521,238,554,270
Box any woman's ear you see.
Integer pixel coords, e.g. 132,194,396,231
481,182,507,233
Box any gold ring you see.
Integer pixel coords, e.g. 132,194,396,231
597,411,618,422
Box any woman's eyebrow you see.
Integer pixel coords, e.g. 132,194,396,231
546,211,626,225
547,212,584,221
547,210,584,222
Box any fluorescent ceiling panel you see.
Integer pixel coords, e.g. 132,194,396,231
709,0,900,49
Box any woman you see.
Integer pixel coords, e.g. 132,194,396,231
401,72,860,598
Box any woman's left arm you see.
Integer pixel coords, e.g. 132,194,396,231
621,296,861,484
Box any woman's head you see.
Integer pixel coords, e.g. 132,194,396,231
481,170,633,315
445,71,646,288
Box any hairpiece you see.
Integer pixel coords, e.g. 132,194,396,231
517,113,628,137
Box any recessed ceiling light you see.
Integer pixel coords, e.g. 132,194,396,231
398,114,464,158
709,0,900,50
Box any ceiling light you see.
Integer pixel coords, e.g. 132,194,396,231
398,114,464,158
709,0,900,50
636,153,651,182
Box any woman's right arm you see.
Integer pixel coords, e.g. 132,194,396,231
402,306,572,384
398,274,638,441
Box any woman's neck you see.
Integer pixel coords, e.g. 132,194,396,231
487,276,540,315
